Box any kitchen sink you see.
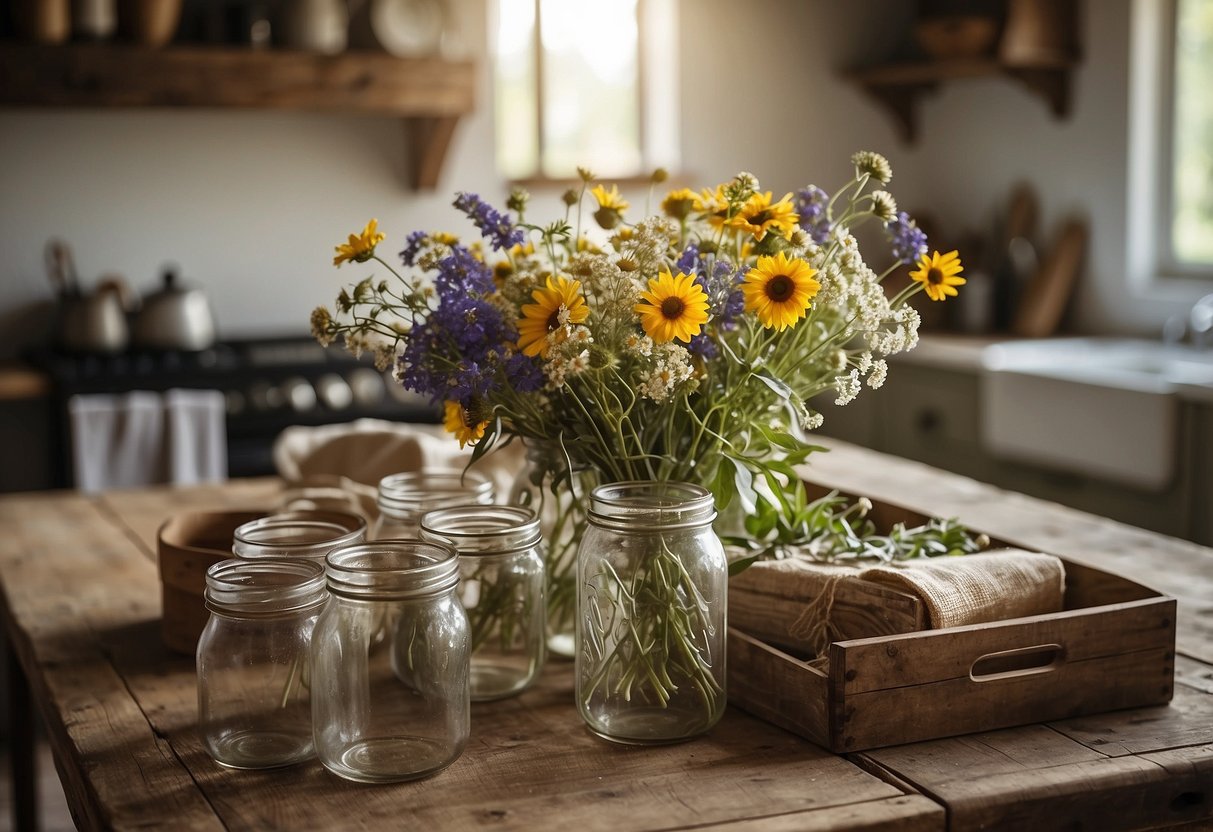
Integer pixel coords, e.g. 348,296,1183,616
979,338,1212,491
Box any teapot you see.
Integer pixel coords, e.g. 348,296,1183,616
133,267,216,351
46,240,130,354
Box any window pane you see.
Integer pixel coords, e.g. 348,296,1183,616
494,0,539,180
539,0,641,178
1172,0,1213,264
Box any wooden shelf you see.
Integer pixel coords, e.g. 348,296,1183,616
0,43,476,189
846,56,1075,144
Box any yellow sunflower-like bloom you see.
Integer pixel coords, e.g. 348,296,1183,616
696,185,731,228
443,401,487,449
333,219,385,267
517,275,590,358
910,250,965,301
742,252,821,332
661,187,698,220
634,270,710,344
591,184,629,230
728,191,799,241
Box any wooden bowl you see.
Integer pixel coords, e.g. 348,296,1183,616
914,16,999,60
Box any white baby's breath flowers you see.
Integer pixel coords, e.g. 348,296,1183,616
867,359,888,389
834,369,862,406
625,333,654,357
637,343,693,402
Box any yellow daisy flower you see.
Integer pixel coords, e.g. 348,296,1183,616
696,185,731,228
443,401,487,449
333,219,385,267
728,191,799,241
634,271,710,344
517,275,590,358
910,250,965,301
742,252,821,332
661,187,698,220
592,184,629,230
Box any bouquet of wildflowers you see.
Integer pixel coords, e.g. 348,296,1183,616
313,151,963,519
313,151,971,729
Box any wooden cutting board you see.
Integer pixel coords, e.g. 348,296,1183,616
1012,218,1087,338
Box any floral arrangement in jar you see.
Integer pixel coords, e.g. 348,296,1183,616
312,151,974,741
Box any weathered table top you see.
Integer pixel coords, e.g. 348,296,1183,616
1,438,1210,831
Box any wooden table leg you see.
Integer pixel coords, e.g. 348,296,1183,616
7,640,37,832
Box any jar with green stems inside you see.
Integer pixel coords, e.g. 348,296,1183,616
576,481,727,744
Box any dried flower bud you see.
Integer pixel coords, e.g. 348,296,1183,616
562,188,580,207
577,166,596,183
506,187,530,213
852,150,892,184
594,206,622,230
871,190,897,222
651,167,669,184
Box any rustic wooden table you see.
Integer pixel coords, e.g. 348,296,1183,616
1,439,1210,831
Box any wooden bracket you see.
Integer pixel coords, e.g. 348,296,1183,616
407,116,461,191
856,81,938,145
1005,67,1071,119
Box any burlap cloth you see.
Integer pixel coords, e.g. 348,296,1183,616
271,418,525,518
729,549,1066,658
860,550,1065,628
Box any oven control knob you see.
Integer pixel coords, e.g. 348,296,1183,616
316,373,353,410
348,368,384,406
282,377,317,412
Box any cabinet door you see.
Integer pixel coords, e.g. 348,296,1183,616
880,365,993,482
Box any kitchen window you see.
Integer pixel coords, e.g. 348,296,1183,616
491,0,679,183
1132,0,1213,282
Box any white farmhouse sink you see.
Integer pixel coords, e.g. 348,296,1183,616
980,338,1213,491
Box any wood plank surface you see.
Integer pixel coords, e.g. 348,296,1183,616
0,493,224,830
0,484,933,831
802,438,1213,664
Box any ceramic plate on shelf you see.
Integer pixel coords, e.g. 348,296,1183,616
367,0,445,57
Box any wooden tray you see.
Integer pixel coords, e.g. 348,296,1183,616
727,493,1176,753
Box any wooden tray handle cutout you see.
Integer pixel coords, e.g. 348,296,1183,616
970,643,1063,682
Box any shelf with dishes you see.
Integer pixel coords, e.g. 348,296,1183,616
0,43,475,188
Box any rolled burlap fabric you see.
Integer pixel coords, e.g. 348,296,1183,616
859,549,1066,629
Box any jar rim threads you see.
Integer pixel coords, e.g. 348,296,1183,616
204,558,328,617
233,516,365,561
376,469,494,520
324,540,460,600
419,505,541,556
588,481,716,532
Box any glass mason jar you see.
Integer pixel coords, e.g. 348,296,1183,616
311,541,470,783
420,505,546,700
508,441,597,659
197,558,328,769
370,470,495,540
576,481,728,744
233,514,367,563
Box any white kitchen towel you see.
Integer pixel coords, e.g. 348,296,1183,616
164,388,228,486
69,390,227,492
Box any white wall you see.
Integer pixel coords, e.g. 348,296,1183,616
4,0,1185,358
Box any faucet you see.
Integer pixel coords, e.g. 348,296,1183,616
1164,293,1213,348
1190,294,1213,348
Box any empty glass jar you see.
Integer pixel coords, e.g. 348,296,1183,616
421,505,546,700
311,541,470,783
576,481,727,744
197,558,328,769
371,470,495,539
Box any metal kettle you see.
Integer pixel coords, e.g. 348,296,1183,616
46,240,130,354
133,267,216,351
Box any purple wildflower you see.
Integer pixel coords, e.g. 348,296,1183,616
687,333,719,359
454,192,526,252
505,353,545,393
794,186,831,244
434,246,495,299
399,230,428,267
675,244,701,277
885,211,928,265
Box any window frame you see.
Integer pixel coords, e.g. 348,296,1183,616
490,0,679,185
1129,0,1213,286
